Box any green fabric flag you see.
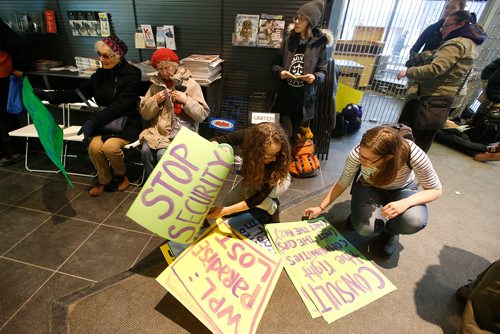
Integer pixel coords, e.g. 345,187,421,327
22,78,74,188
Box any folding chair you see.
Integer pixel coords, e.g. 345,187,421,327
8,102,66,173
123,139,145,187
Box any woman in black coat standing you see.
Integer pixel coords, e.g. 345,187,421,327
271,0,333,144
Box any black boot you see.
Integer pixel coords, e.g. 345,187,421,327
379,232,397,257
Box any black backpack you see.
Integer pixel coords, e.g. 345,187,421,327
465,108,500,145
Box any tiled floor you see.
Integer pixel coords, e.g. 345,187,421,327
0,128,367,333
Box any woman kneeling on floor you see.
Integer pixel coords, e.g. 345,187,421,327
304,126,442,257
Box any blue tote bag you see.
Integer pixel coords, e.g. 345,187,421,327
6,75,25,115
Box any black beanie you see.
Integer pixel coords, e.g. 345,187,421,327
297,0,325,28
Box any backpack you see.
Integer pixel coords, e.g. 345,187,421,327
388,123,415,142
332,113,346,138
464,108,500,145
332,104,363,137
342,104,363,134
289,138,320,178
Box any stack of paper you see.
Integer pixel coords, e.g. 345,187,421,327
181,54,224,85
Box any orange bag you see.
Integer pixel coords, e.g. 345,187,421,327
289,138,320,178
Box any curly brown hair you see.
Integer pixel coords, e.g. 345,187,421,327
360,126,410,187
240,123,292,188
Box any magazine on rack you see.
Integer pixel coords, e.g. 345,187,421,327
258,14,285,48
233,14,259,46
163,25,176,50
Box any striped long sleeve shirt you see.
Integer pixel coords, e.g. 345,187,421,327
338,140,442,190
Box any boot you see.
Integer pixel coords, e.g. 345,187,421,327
115,175,130,191
89,184,106,197
379,232,397,257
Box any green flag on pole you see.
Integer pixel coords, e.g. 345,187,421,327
22,78,74,188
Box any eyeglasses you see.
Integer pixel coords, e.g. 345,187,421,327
158,64,178,72
263,153,278,161
442,22,457,29
293,15,307,22
97,51,115,59
357,145,384,164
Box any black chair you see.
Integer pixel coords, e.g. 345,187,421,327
310,58,339,160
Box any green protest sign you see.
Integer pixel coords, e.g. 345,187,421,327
22,78,74,188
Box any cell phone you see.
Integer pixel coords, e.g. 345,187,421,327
174,84,187,92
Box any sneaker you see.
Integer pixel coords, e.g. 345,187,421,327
379,232,396,257
115,175,129,191
89,184,106,197
0,153,24,167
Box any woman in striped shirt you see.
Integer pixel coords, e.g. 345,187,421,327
304,126,442,256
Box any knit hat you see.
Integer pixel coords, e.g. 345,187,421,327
297,0,325,28
151,48,179,69
102,36,128,58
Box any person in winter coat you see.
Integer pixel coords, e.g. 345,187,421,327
397,10,487,153
480,57,500,106
139,48,210,181
471,57,500,162
0,18,29,166
404,0,466,105
34,36,142,196
271,0,333,144
409,0,466,55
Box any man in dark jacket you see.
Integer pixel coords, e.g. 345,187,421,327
0,19,29,166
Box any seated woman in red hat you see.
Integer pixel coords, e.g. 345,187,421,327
33,35,142,196
139,48,210,181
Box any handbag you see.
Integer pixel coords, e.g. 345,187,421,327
75,88,127,134
7,75,24,115
414,96,453,131
101,115,128,133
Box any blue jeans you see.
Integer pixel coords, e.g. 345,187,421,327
140,142,167,181
350,180,428,237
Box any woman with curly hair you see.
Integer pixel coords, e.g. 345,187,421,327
208,122,292,224
304,126,442,257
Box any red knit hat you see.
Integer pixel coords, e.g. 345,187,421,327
151,48,179,69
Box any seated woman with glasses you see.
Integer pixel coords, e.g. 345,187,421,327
139,48,210,181
304,126,442,257
33,36,142,196
208,122,292,225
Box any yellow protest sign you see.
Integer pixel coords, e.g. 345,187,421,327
336,82,364,112
156,219,283,334
126,127,234,244
266,218,396,323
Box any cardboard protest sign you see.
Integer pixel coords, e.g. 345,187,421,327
127,127,234,244
266,218,396,323
226,215,275,253
156,219,283,334
22,78,74,188
336,82,363,112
